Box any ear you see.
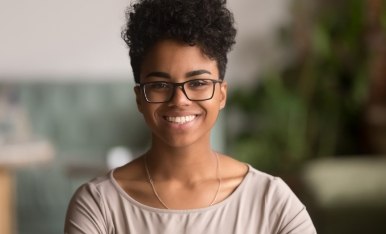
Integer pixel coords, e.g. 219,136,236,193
134,86,143,113
219,81,227,110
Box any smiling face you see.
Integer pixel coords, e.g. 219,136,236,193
135,39,227,149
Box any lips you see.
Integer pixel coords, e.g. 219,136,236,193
165,115,197,124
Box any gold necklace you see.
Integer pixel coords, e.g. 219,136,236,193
144,152,221,209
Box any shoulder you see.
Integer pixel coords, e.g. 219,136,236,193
242,166,317,233
246,166,290,193
65,172,116,233
219,154,287,194
220,154,294,196
218,154,249,179
239,164,302,207
67,172,117,217
74,171,116,198
217,154,294,206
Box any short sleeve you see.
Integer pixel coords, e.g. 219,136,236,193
64,183,109,234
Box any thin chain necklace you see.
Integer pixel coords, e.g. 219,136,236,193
144,152,221,209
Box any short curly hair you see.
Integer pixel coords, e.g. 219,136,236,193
121,0,237,83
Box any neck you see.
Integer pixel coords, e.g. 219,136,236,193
144,150,221,209
145,143,217,183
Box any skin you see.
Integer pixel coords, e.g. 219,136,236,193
114,39,248,209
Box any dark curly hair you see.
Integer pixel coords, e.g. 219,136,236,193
121,0,237,83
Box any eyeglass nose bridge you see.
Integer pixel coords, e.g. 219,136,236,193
169,82,189,101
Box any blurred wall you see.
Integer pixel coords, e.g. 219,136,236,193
0,0,131,80
0,0,291,85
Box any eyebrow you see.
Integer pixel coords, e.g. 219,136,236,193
145,70,212,79
186,70,212,77
145,72,171,79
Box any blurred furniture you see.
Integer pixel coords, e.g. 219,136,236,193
303,157,386,234
12,83,138,234
0,141,54,234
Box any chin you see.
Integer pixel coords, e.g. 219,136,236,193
152,132,202,149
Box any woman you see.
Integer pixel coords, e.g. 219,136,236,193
65,0,316,233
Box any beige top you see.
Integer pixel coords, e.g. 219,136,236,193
65,165,316,234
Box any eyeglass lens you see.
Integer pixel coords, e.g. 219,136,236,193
143,79,219,103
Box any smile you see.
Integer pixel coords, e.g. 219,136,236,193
165,115,197,124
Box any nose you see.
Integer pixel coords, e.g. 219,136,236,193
168,85,190,106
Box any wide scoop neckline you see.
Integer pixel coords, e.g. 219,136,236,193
109,164,252,214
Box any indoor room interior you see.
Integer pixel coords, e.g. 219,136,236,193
1,0,385,233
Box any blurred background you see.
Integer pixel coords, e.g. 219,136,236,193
0,0,385,233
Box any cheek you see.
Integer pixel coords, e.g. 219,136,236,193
141,105,160,123
141,110,157,129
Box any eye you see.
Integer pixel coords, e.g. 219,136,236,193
187,79,211,89
146,82,170,90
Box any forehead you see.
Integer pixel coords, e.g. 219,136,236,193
140,39,218,80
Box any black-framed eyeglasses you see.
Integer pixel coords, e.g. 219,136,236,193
135,79,223,103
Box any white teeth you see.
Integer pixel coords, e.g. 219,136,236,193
166,115,196,124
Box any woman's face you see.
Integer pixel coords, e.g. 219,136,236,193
135,39,227,148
